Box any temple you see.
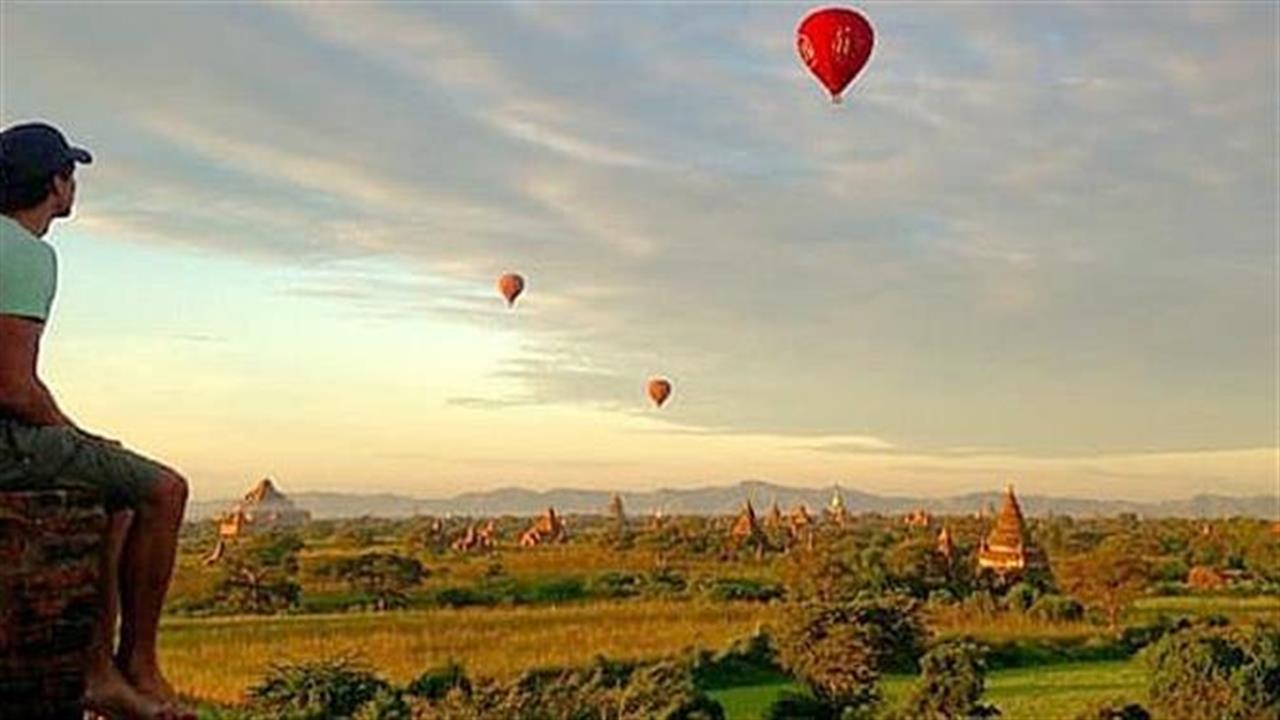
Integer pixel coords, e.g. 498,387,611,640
903,509,932,528
204,478,310,563
787,504,815,550
607,493,626,525
452,519,497,552
977,484,1044,577
520,507,568,547
825,486,849,526
729,500,767,556
765,500,784,531
936,524,955,560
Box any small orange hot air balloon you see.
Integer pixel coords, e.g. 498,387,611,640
497,272,525,308
647,378,672,408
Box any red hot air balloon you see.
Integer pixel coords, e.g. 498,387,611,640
796,7,875,104
648,378,672,408
497,273,525,308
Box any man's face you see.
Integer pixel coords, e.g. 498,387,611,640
50,171,76,218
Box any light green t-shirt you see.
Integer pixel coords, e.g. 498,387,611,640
0,215,57,322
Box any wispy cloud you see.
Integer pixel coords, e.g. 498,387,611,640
5,1,1275,468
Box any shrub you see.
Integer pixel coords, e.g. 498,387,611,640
1003,582,1038,613
927,588,958,607
1147,581,1187,597
690,630,780,690
590,571,644,599
519,577,587,605
407,662,472,701
1072,698,1151,720
706,578,784,603
981,636,1130,670
248,657,390,720
433,586,498,609
765,691,848,720
353,688,413,720
1153,559,1190,583
963,590,998,616
647,568,689,597
410,657,725,719
1027,594,1085,622
1144,623,1280,720
898,641,1000,719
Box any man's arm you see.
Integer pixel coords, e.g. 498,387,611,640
0,314,73,426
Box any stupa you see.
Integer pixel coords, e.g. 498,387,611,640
976,484,1044,577
204,477,310,563
519,507,568,547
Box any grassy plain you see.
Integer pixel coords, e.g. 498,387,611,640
165,592,1278,706
164,600,776,703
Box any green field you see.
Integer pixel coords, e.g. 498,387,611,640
712,659,1148,720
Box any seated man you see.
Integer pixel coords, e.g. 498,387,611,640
0,122,194,720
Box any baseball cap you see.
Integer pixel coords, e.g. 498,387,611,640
0,122,93,187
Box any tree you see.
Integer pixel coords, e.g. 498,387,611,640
898,641,1000,719
775,602,881,713
248,656,390,720
330,552,427,611
335,520,379,549
1144,623,1280,720
781,544,894,602
213,532,303,615
1057,538,1150,629
774,596,925,716
886,537,950,599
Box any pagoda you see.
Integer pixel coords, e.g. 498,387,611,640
903,509,932,528
936,525,955,560
607,493,626,525
519,507,568,547
204,477,310,563
765,500,784,531
825,486,849,526
977,484,1044,577
729,500,767,556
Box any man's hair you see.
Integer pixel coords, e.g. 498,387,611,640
0,161,73,213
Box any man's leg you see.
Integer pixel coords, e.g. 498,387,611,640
84,510,165,719
114,468,189,710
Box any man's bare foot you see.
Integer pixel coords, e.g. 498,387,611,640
84,663,169,719
116,658,195,720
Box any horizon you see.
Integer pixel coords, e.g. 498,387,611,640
3,3,1276,503
197,475,1273,507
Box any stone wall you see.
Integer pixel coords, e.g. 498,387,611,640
0,489,105,720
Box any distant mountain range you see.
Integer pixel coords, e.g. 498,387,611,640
187,480,1277,521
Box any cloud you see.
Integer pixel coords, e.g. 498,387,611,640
172,334,228,344
446,396,533,410
5,2,1275,459
807,436,900,454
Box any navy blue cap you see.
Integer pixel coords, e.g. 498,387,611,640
0,122,93,187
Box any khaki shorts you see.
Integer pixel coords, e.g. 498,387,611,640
0,420,167,512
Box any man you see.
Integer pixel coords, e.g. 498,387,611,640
0,122,193,720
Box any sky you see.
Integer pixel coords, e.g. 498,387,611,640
1,1,1276,503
